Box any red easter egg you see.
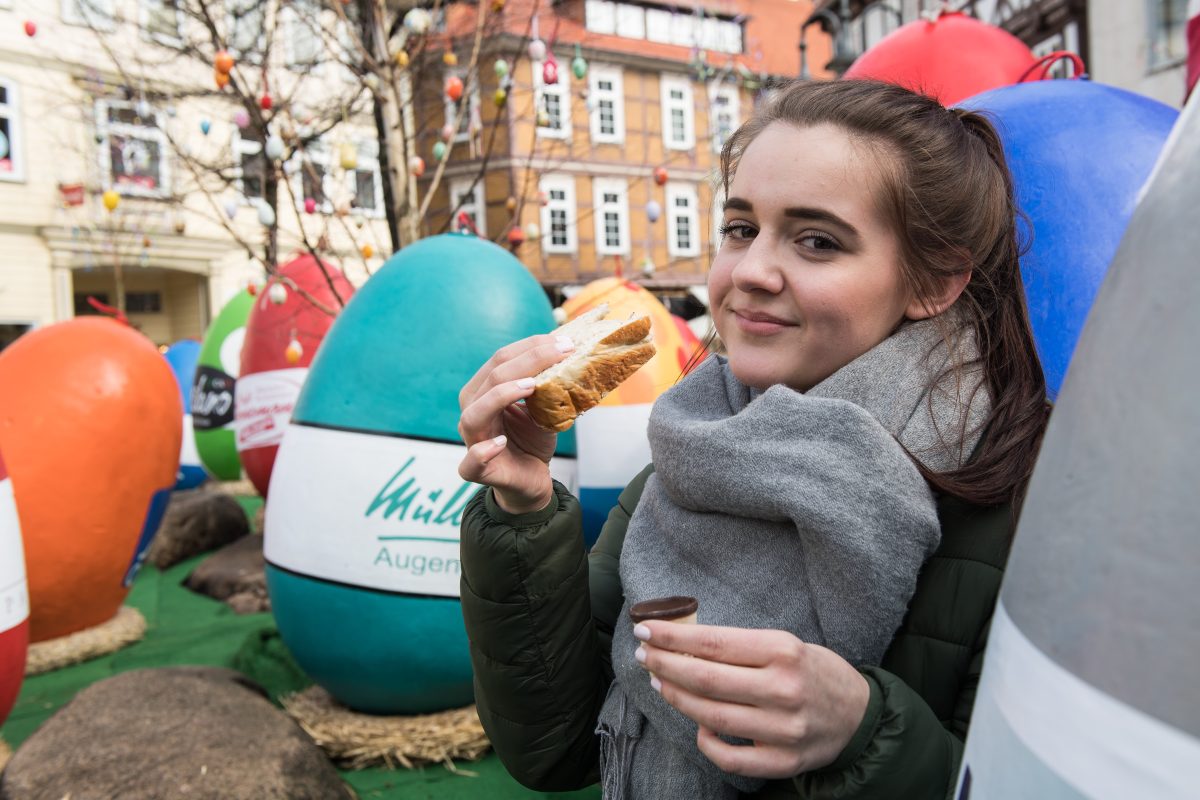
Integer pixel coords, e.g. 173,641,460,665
22,20,36,37
0,318,181,642
445,75,464,102
236,254,355,497
0,449,28,726
843,11,1037,107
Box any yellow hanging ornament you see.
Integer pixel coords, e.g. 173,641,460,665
361,243,374,259
285,337,303,365
339,142,358,170
394,50,410,68
443,51,458,66
102,190,120,212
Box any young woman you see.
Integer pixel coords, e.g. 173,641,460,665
456,79,1049,799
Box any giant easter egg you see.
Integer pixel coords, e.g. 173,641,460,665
237,254,355,498
194,289,253,481
0,449,28,727
0,318,181,642
844,11,1036,106
562,279,705,544
958,80,1177,399
265,233,574,713
165,339,206,490
955,97,1200,800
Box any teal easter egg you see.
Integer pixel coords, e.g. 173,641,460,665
265,233,576,713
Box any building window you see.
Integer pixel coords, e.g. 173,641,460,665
96,99,170,197
585,0,616,33
709,85,739,152
1148,0,1189,70
540,175,577,254
666,183,700,258
291,140,330,213
448,177,486,236
661,75,695,151
444,68,482,144
589,65,624,144
62,0,115,30
534,57,571,140
285,0,323,68
74,292,109,315
592,178,629,256
141,0,181,44
646,8,672,43
0,80,24,183
589,3,736,52
227,0,266,59
234,127,265,200
345,140,384,217
125,291,163,313
616,4,646,38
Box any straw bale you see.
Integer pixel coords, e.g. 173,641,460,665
25,606,145,675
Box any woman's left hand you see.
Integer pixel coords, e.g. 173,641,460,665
633,621,870,780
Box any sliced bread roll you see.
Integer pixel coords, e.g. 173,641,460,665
525,303,656,432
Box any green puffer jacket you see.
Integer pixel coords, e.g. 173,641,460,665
460,465,1012,799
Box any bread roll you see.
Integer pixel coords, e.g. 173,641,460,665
525,303,656,432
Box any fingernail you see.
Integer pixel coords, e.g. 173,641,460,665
492,435,507,447
634,646,647,664
516,377,535,389
633,624,651,641
555,335,575,352
650,676,662,693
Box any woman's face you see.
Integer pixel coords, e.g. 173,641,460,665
710,122,916,392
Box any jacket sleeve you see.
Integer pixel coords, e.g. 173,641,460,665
790,620,990,800
459,469,649,792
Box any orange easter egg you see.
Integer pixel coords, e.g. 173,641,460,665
0,318,182,642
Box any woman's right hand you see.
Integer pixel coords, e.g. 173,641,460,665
458,333,575,514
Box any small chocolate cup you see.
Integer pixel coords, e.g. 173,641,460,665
629,596,698,626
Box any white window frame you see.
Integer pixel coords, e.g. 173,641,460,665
540,175,577,254
666,182,700,258
444,68,482,144
344,139,385,219
709,84,739,153
140,0,182,46
62,0,115,30
592,178,630,256
615,3,646,38
646,8,672,43
0,79,25,183
585,0,616,34
95,99,171,198
227,0,266,61
712,184,726,252
289,140,332,215
284,0,324,71
661,75,695,151
589,65,625,145
533,56,571,140
448,176,486,237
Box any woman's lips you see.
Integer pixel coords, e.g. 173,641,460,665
732,309,794,336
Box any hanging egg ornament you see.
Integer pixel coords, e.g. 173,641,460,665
440,123,456,141
572,45,588,80
507,227,526,247
135,100,152,120
233,109,250,129
404,8,432,35
257,203,276,227
505,196,517,212
646,199,662,223
214,51,235,74
394,49,410,68
525,222,540,240
23,20,36,37
200,119,211,135
173,216,186,235
339,142,358,170
353,214,365,229
408,155,426,178
492,0,505,11
361,244,373,259
445,75,464,103
285,338,303,366
304,197,317,214
542,58,559,86
529,39,547,61
269,283,288,305
443,51,458,67
214,70,230,89
553,306,568,324
536,109,551,127
432,141,447,161
265,134,284,160
102,190,120,212
494,59,509,79
494,88,508,108
260,93,272,111
653,166,668,186
538,190,550,206
224,200,239,220
641,257,656,276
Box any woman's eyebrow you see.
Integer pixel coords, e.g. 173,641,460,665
783,207,861,240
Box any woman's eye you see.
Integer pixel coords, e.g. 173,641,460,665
799,232,840,252
719,223,755,240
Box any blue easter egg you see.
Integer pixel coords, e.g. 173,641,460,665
265,233,576,713
164,339,206,490
957,80,1177,400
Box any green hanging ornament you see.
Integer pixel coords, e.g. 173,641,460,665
432,141,448,161
571,44,587,80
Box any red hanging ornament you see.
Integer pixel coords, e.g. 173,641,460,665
445,75,464,102
23,20,36,37
260,93,272,111
653,166,669,186
507,227,526,247
542,56,559,86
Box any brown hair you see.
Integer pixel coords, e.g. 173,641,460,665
718,79,1049,508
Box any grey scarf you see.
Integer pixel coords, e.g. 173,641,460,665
596,317,990,799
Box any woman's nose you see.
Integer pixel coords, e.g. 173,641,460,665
731,237,784,294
